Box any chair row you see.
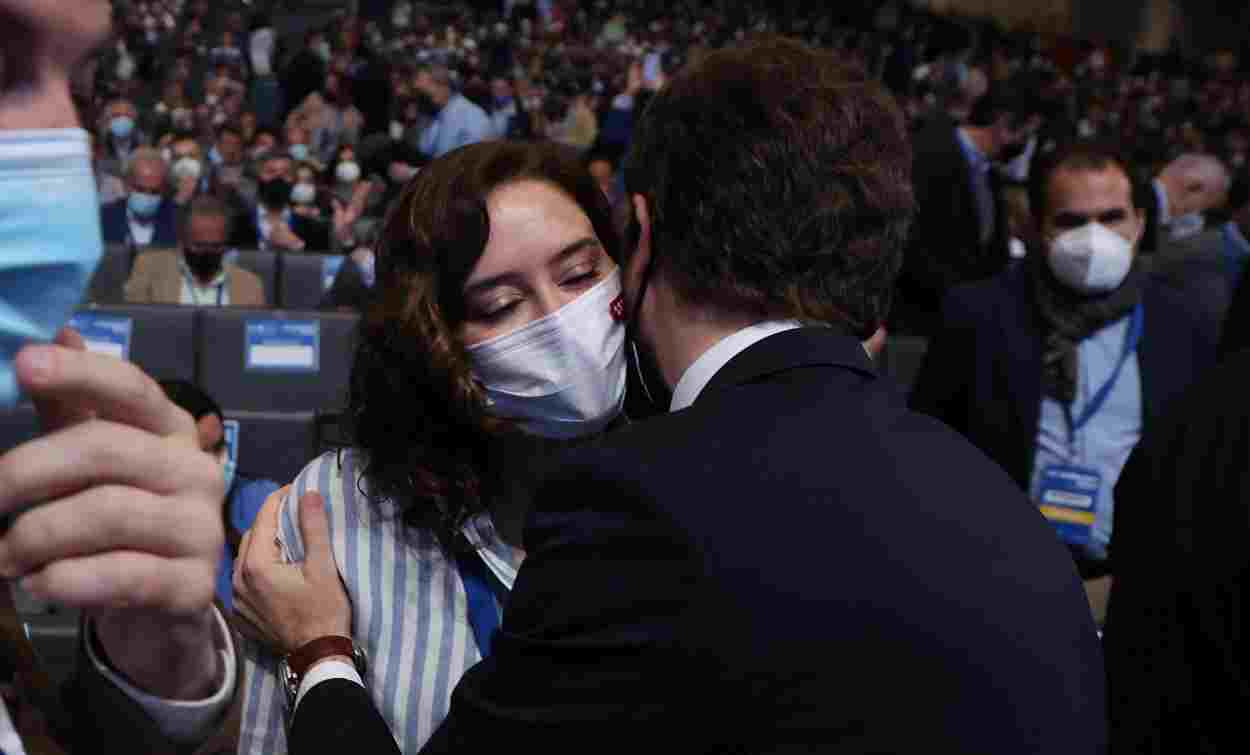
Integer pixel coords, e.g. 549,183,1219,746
67,304,359,413
89,244,354,310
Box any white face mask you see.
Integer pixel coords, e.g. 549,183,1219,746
335,160,361,184
1167,211,1205,241
1047,222,1135,294
467,271,627,439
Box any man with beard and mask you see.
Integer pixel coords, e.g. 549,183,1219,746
413,64,493,159
892,81,1043,335
911,141,1216,627
232,153,334,252
124,196,265,307
99,147,180,249
96,98,146,179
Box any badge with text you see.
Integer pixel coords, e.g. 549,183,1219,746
68,312,133,360
1037,464,1101,547
244,319,320,373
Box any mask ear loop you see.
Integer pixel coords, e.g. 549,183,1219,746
624,205,663,410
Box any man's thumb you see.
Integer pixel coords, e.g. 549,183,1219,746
298,492,335,577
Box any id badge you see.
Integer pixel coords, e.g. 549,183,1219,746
1037,465,1101,547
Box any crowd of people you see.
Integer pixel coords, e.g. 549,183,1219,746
0,0,1249,753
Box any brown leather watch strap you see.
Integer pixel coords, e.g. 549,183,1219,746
286,635,356,679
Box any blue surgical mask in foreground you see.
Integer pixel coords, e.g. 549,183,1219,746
468,271,627,439
0,130,104,407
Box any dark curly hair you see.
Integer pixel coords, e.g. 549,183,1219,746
346,140,621,551
623,36,914,339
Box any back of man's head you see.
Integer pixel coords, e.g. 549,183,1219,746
623,36,913,338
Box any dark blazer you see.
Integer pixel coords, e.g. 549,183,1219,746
1104,350,1250,754
910,263,1216,495
1220,255,1250,358
293,328,1107,754
99,198,180,248
229,209,333,252
893,114,1011,336
1137,178,1165,256
1150,224,1245,344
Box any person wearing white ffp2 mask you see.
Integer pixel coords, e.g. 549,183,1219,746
917,142,1218,630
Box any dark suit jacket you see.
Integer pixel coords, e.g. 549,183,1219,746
1221,257,1250,358
1149,224,1245,345
292,328,1107,754
1137,178,1165,256
893,114,1011,336
910,264,1216,496
1103,350,1250,754
99,198,180,248
229,209,332,252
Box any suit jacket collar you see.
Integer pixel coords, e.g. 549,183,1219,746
698,327,876,406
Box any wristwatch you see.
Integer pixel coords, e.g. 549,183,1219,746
279,635,368,712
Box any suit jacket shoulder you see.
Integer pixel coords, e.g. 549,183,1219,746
226,265,266,307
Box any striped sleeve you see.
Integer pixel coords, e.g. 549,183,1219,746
237,453,335,754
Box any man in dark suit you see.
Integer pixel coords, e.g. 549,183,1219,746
1103,349,1250,754
911,141,1216,624
891,83,1042,335
230,153,334,252
1140,153,1231,254
1149,175,1250,341
233,38,1106,754
98,147,180,249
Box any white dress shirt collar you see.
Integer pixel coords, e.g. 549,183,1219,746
669,320,803,412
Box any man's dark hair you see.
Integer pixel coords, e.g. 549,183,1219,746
1028,140,1140,226
181,195,235,240
968,76,1047,129
159,380,223,424
623,36,913,338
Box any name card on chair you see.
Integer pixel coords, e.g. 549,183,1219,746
68,312,133,360
244,319,320,373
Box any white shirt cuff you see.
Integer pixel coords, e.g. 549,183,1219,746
85,606,236,745
295,658,364,712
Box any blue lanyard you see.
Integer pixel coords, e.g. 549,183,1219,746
1065,303,1144,436
455,549,508,658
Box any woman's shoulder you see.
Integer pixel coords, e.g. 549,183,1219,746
292,449,370,508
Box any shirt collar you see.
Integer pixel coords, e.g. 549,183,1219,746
956,128,991,173
669,320,804,412
1153,179,1171,226
1225,220,1250,259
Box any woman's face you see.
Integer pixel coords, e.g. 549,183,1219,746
459,180,616,346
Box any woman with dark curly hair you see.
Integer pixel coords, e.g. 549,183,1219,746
234,140,627,754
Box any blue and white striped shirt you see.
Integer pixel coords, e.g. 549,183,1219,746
238,450,522,754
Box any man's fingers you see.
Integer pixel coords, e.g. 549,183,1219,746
0,485,217,578
296,492,337,580
22,552,214,618
32,328,92,432
16,345,196,439
0,419,220,517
